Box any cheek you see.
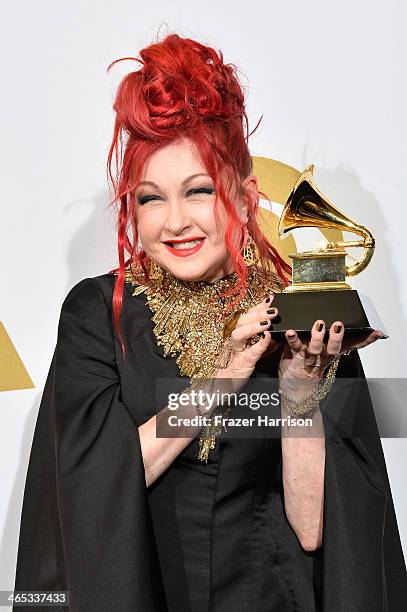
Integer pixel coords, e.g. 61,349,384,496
200,203,229,241
136,212,160,242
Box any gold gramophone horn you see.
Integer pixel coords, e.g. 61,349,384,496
279,164,375,277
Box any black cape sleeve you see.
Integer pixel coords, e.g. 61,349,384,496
12,277,167,612
252,344,407,610
314,350,407,610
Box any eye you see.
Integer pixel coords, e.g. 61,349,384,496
137,194,161,205
187,187,215,197
137,187,215,205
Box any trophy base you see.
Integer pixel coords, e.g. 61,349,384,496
283,281,352,292
269,289,374,342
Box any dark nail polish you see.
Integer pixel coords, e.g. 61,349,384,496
258,332,265,338
265,297,270,303
334,324,342,333
260,320,269,326
380,334,389,339
317,322,324,332
267,308,276,314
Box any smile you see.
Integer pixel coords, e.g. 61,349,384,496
164,238,205,257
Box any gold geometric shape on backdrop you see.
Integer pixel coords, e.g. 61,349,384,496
252,156,302,205
0,322,35,391
256,206,296,266
251,156,344,264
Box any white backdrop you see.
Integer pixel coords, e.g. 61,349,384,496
1,0,406,596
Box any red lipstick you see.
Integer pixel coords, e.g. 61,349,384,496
163,237,205,257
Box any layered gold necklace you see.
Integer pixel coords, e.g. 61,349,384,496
124,256,284,377
122,256,284,461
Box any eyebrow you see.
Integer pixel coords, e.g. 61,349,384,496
136,173,212,189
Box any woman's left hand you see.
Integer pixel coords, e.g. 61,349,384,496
278,319,387,382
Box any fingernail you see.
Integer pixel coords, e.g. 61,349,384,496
334,323,342,333
265,297,270,303
258,332,265,338
380,334,389,339
317,322,324,332
267,308,277,314
260,320,269,326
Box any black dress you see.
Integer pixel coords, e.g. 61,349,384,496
13,273,407,611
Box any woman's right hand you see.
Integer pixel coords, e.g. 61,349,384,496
216,292,280,388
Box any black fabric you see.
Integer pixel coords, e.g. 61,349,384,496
13,273,407,611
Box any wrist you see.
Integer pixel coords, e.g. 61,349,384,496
279,355,341,418
279,374,319,402
215,365,251,394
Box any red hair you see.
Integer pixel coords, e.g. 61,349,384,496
106,32,291,357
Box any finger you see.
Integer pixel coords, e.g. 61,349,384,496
231,302,280,342
245,331,283,368
326,321,345,356
244,304,279,326
247,291,276,313
342,329,386,352
249,329,273,356
235,293,276,326
371,330,388,340
229,330,274,369
285,329,304,353
307,320,325,355
264,290,276,305
231,315,273,343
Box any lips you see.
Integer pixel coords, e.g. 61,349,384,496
163,237,205,257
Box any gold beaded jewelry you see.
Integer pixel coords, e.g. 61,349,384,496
280,354,341,417
148,257,164,283
122,257,282,379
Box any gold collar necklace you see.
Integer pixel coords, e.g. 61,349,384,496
122,256,284,380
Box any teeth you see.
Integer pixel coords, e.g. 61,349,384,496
171,239,203,249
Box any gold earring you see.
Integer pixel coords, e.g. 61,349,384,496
242,230,259,266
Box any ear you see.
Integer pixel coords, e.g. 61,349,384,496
238,175,258,223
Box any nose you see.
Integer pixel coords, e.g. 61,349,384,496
163,199,192,236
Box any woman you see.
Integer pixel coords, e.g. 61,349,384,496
13,33,406,611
